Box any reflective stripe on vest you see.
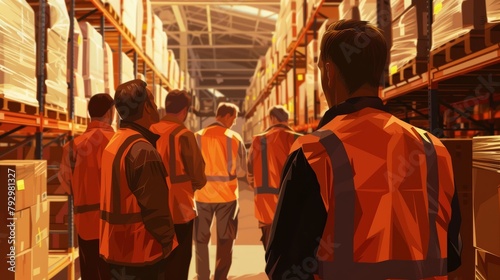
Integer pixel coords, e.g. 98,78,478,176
205,133,237,182
316,130,446,279
169,126,190,184
254,136,279,195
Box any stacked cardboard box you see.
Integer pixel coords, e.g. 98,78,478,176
472,136,500,279
0,161,49,280
389,1,427,77
80,22,105,97
317,20,329,117
114,52,135,85
103,0,120,16
306,40,317,122
486,0,500,23
153,15,164,74
121,0,138,39
162,32,169,79
68,18,87,119
31,0,70,111
432,0,477,51
142,0,153,59
135,0,144,48
339,0,360,20
284,0,298,47
0,0,38,108
104,42,115,97
168,50,180,88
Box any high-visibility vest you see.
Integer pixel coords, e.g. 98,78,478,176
151,121,196,224
63,122,114,240
250,124,301,224
100,128,173,265
291,108,454,280
194,124,244,203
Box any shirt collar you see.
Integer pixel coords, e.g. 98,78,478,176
317,96,388,129
86,120,114,132
120,120,160,148
161,115,186,126
265,123,293,132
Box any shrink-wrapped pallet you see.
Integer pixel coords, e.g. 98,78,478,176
30,0,70,110
136,0,143,47
359,0,378,26
0,0,38,107
486,0,500,22
80,22,105,97
317,20,329,116
153,15,163,73
431,0,475,50
121,0,138,38
142,0,153,58
390,0,419,21
104,42,115,96
286,11,297,47
306,40,317,120
162,32,168,78
68,18,87,118
389,5,427,75
118,52,135,84
168,50,180,87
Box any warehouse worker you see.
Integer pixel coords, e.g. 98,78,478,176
100,79,177,280
265,19,462,279
247,105,301,250
58,93,114,280
194,102,247,280
150,89,207,280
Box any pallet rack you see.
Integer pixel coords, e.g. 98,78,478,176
0,0,182,278
244,0,499,138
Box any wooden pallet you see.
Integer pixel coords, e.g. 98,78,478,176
44,103,68,122
430,30,485,68
389,58,427,86
485,22,500,47
0,97,39,115
74,116,88,126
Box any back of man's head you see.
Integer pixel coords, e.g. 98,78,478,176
216,102,239,118
88,93,114,118
320,19,387,94
114,79,149,121
165,90,192,114
269,105,289,123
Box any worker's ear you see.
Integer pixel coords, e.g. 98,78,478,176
325,62,335,88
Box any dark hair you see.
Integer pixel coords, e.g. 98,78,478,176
320,19,387,93
216,102,239,118
165,89,192,114
114,79,150,121
269,105,289,122
88,93,114,118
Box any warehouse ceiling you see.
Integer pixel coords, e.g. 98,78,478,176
151,0,280,103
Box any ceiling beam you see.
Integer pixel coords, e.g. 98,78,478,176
209,7,275,24
168,44,268,49
166,31,273,35
152,1,280,5
206,5,213,46
194,85,249,90
187,18,272,42
191,76,251,80
188,58,257,62
171,5,187,32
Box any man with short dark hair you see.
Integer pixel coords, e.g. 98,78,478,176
194,102,247,280
266,19,462,279
59,93,115,280
150,89,206,280
100,79,177,280
247,105,301,251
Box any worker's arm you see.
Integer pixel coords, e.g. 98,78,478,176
265,149,327,280
236,139,248,178
126,142,176,255
179,131,207,190
58,140,74,195
246,137,257,188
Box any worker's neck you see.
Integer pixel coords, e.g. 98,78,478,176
165,113,183,123
90,117,111,125
346,84,379,100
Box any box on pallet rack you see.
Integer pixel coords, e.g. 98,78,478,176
0,161,49,280
0,0,39,109
306,39,317,123
142,0,153,59
339,0,359,20
31,0,71,111
153,15,164,74
135,0,144,47
114,52,135,86
104,42,115,96
68,17,87,119
121,0,138,39
80,22,105,97
103,0,120,17
389,1,428,85
162,33,169,79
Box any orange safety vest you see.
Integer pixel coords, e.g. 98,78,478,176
150,121,196,224
291,108,454,280
100,128,171,265
249,124,301,224
62,121,114,240
194,124,244,203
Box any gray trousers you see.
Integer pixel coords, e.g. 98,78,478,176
194,200,238,280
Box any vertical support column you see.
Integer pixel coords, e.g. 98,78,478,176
36,0,47,160
429,83,442,137
68,0,75,123
489,92,495,135
143,61,147,78
313,16,318,121
134,52,138,79
68,0,76,254
118,34,122,84
293,51,297,126
101,15,105,46
304,32,308,123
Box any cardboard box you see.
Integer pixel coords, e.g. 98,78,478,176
80,21,105,97
15,249,32,280
432,0,476,51
487,0,500,23
0,0,38,107
0,161,46,211
121,0,138,38
135,0,143,47
475,248,500,280
141,0,153,58
103,0,120,16
104,42,115,96
32,237,48,280
31,201,50,248
14,208,31,255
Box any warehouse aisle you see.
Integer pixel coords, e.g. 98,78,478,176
188,183,268,280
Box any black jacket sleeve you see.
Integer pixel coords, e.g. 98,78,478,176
265,149,327,280
447,187,462,272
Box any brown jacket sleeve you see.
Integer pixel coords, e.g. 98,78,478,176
125,142,176,253
179,131,207,190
